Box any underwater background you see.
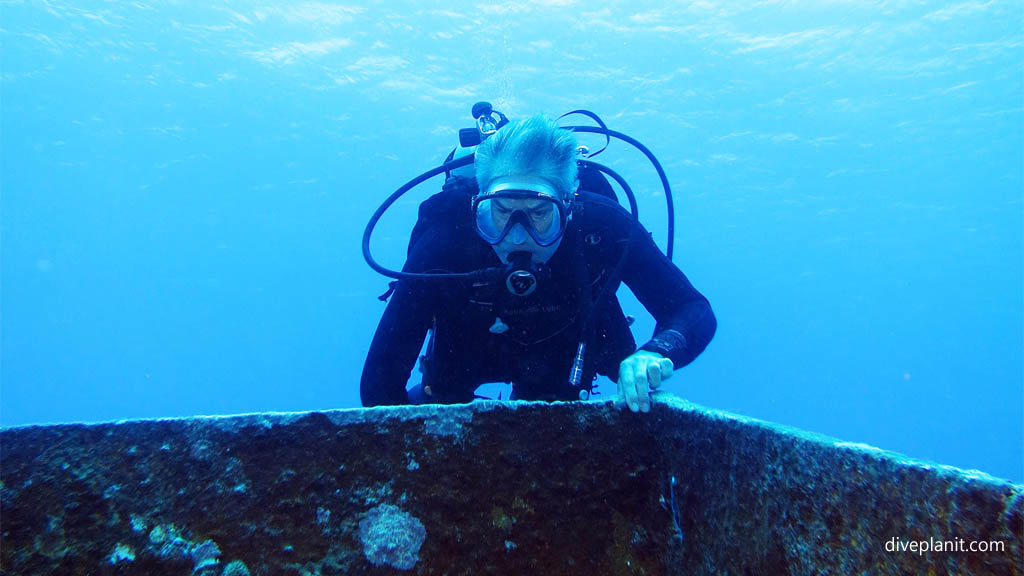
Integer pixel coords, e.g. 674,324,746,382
2,1,1021,482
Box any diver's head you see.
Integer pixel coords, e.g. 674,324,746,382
473,115,579,264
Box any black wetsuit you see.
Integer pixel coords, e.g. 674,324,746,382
360,182,716,406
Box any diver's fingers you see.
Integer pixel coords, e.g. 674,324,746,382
647,361,663,390
634,362,651,413
617,362,629,404
619,361,639,412
659,358,674,381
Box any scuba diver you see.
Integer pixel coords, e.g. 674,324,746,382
360,104,716,413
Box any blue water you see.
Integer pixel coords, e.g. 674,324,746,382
2,1,1021,482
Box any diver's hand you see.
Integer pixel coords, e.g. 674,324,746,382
617,351,674,413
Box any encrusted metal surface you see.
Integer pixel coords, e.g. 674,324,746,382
2,397,1021,575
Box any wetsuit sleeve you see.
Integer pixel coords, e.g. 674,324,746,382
359,237,440,407
617,215,717,371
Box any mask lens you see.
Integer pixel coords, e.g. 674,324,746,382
474,194,565,246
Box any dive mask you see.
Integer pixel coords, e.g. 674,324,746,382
472,178,571,247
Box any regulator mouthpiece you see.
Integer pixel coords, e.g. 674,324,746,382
505,251,537,297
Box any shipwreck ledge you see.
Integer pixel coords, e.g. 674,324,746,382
1,396,1021,576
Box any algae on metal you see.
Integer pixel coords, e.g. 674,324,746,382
1,396,1021,575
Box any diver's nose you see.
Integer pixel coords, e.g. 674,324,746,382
509,223,528,245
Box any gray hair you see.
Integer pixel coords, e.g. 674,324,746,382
474,114,579,200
